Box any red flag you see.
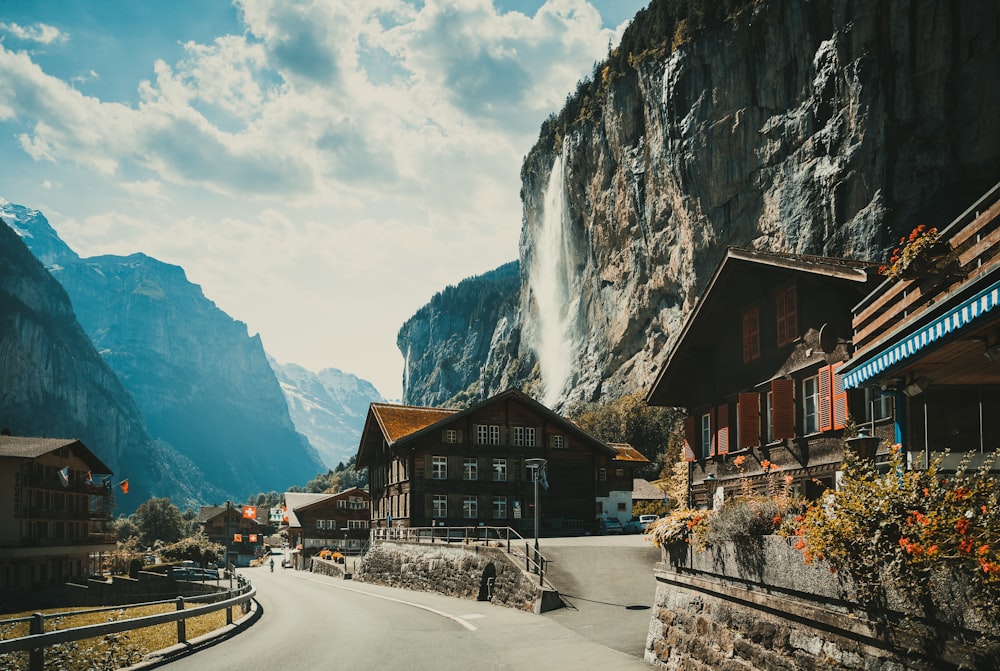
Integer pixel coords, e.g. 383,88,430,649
249,534,258,543
234,533,243,542
119,479,129,494
242,505,257,519
282,505,288,522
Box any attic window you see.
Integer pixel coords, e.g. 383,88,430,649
776,283,798,347
742,306,760,362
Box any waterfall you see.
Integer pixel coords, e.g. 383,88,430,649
527,153,580,407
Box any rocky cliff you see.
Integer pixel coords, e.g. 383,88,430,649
2,200,323,501
0,215,216,510
270,358,384,469
400,0,1000,410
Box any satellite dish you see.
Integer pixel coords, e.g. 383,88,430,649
819,323,837,353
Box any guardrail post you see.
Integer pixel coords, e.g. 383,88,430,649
539,557,544,586
226,590,233,625
176,596,186,644
29,612,44,671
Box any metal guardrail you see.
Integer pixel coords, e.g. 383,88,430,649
370,526,553,588
0,574,256,670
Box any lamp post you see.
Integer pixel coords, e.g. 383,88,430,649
525,458,547,573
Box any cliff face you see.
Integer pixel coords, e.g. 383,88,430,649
400,0,1000,409
0,217,215,510
3,201,323,500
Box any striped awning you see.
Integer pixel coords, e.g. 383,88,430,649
843,278,1000,389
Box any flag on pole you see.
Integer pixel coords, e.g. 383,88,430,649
119,479,129,494
234,533,243,543
58,466,70,487
242,505,257,519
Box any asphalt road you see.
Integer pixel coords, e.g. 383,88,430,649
157,548,651,671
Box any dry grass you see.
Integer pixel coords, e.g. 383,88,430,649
0,600,232,671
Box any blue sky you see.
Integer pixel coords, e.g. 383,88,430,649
0,0,647,400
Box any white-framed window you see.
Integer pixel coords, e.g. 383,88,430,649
433,495,447,518
493,496,507,520
463,458,478,481
493,458,507,482
444,429,458,444
489,425,501,444
347,520,367,529
765,390,774,443
512,426,524,446
316,519,336,530
432,456,447,480
802,375,820,435
463,496,478,519
527,462,540,481
477,425,501,445
598,467,607,482
865,386,892,422
551,435,565,449
700,413,712,458
513,426,536,447
615,468,624,477
525,427,536,446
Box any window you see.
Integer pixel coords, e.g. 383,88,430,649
489,425,501,444
463,458,478,481
598,468,607,482
776,284,798,346
463,496,478,519
433,495,447,518
512,426,524,446
477,425,501,445
802,375,820,434
525,427,536,447
493,496,507,520
700,413,712,458
616,468,624,477
765,390,774,443
617,502,627,512
444,429,458,444
865,387,892,422
432,456,447,480
347,520,367,529
551,435,565,449
742,305,760,362
493,458,507,482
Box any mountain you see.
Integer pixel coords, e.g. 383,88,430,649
2,199,324,501
398,0,1000,410
0,210,218,511
269,359,383,469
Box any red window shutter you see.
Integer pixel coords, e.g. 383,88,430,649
831,362,848,430
716,404,730,455
709,410,717,457
683,416,696,461
742,307,760,363
738,392,760,448
818,366,833,432
771,379,795,440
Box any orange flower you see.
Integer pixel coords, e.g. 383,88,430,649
733,455,746,466
980,545,991,556
772,515,783,526
981,561,1000,575
760,459,772,471
794,539,806,551
956,518,971,535
960,539,975,553
784,474,794,484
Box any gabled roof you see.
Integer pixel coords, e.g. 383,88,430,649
285,492,336,528
610,443,649,463
195,505,227,524
357,388,618,463
0,435,112,473
632,478,669,501
294,487,369,515
646,247,878,406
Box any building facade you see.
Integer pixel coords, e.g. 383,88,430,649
195,503,267,567
291,487,370,555
646,249,879,508
0,436,115,591
356,389,638,534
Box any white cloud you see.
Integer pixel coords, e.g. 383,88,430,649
0,22,67,45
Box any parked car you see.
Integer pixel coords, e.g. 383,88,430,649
598,517,624,535
623,517,644,534
639,514,660,531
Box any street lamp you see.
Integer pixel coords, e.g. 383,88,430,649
525,458,547,573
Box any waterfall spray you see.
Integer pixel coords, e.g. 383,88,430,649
527,153,580,407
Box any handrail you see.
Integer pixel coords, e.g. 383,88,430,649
0,575,255,668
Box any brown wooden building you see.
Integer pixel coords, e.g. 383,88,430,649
195,503,267,567
355,389,635,534
646,248,879,508
841,181,1000,472
0,436,114,591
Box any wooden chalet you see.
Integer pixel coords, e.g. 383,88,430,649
840,181,1000,472
289,487,370,559
355,388,632,534
0,436,114,591
646,248,879,509
195,503,266,567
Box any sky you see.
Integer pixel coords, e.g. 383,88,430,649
0,0,647,401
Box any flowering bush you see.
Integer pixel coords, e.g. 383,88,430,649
649,507,713,547
878,224,953,281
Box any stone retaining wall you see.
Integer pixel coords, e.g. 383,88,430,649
646,537,999,670
356,541,555,613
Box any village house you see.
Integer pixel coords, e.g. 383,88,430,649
287,487,370,562
840,181,1000,472
355,388,642,534
645,248,879,509
195,502,267,567
0,435,115,591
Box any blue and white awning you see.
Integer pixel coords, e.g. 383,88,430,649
843,278,1000,389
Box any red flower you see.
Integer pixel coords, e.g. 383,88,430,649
773,515,783,526
956,518,971,535
760,459,772,471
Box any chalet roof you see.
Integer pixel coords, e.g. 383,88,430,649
610,443,649,463
195,505,227,523
294,487,369,515
0,435,112,474
356,389,619,463
285,492,335,528
632,478,669,501
646,247,878,407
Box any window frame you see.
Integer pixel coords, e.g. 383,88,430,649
742,305,761,363
431,456,447,480
492,458,507,482
493,496,507,520
700,413,712,458
802,375,820,435
463,495,478,519
432,494,447,518
776,283,798,347
865,386,893,422
551,434,565,449
463,458,478,481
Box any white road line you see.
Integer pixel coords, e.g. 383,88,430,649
292,573,478,631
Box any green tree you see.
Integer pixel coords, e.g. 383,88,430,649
133,497,184,547
113,514,139,541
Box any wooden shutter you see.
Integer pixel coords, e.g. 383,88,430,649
716,404,730,455
818,366,833,432
772,379,795,440
708,410,717,457
831,362,848,430
683,416,696,461
742,307,760,362
738,392,760,448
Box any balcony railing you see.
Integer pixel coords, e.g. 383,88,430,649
0,533,116,549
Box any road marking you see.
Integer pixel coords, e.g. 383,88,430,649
293,573,478,631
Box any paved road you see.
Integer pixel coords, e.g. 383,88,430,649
159,549,650,671
539,534,661,658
